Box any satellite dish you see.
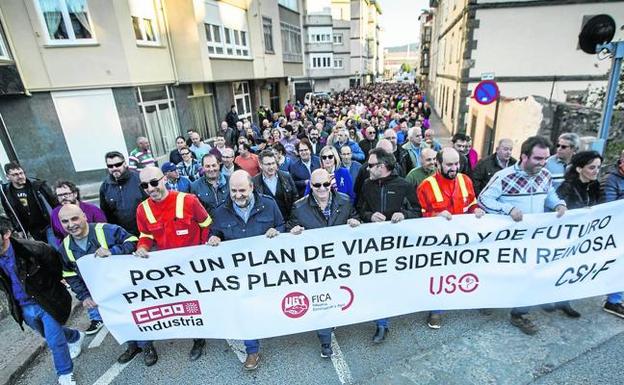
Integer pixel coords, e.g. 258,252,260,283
579,14,616,54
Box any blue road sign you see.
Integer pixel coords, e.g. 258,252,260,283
473,80,499,105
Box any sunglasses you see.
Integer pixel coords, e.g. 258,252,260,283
321,154,334,160
180,151,191,156
311,182,331,189
106,161,124,169
140,176,164,189
557,144,570,149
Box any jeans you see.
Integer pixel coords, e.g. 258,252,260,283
21,303,80,376
244,339,260,354
511,306,531,317
87,307,102,322
127,340,152,349
607,292,622,304
317,328,332,345
375,318,389,328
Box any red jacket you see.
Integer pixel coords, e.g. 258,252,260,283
417,172,477,217
136,191,211,251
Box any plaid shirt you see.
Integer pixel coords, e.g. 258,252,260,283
478,163,565,215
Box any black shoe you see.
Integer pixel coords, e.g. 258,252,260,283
320,343,333,358
603,301,624,318
143,345,158,367
85,320,104,335
189,339,205,361
559,304,581,318
117,346,142,364
372,327,388,344
510,315,538,335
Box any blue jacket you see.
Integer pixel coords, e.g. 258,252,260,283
288,156,321,196
99,170,146,235
333,140,365,162
191,173,229,216
59,223,138,301
603,170,624,202
211,193,285,241
165,176,191,193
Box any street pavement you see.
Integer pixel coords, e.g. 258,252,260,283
10,296,624,385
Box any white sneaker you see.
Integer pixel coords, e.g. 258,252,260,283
58,372,76,385
68,332,85,359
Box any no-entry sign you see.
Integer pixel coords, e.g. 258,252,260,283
473,80,499,105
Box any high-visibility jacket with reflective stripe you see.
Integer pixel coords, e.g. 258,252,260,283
417,172,477,217
59,222,138,300
136,191,211,251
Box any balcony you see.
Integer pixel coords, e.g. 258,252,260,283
305,14,333,26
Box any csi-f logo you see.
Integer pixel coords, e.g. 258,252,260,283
429,273,479,295
282,292,309,318
132,300,201,324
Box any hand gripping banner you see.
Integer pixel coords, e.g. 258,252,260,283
78,200,624,343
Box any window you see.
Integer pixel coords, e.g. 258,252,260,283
263,17,274,54
310,33,331,43
204,23,249,58
334,58,343,69
136,85,180,158
129,0,159,44
310,54,332,69
35,0,94,44
233,81,252,120
278,0,298,12
281,22,302,62
333,33,342,44
0,25,10,60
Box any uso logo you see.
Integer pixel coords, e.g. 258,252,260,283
281,292,309,318
132,300,201,324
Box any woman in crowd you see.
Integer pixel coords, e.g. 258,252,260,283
317,145,354,202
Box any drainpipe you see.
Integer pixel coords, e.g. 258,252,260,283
160,0,180,86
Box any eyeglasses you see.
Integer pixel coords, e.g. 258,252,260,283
367,162,381,169
557,144,570,149
140,176,164,190
311,182,331,189
321,154,334,160
56,192,75,198
106,161,124,169
180,151,191,156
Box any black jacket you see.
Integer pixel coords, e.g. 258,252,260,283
1,179,58,239
472,153,518,196
556,178,600,209
252,171,299,220
287,192,358,230
357,174,421,222
0,238,72,328
99,170,147,235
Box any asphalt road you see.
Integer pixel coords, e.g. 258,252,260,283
12,296,624,385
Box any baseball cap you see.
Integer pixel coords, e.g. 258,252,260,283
161,162,177,173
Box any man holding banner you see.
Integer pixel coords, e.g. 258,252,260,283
357,147,421,343
417,148,485,329
207,169,284,370
135,166,212,365
479,136,566,335
288,168,361,358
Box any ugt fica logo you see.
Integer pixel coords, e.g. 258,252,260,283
132,300,202,324
281,292,309,318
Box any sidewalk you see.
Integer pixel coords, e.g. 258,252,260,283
0,299,83,385
428,111,452,147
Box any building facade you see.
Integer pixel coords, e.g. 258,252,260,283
426,0,624,139
293,0,381,99
0,0,304,185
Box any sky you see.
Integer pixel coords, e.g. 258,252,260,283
379,0,430,48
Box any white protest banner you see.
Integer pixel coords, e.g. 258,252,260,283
78,200,624,343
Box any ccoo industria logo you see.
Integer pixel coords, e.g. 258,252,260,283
131,300,204,332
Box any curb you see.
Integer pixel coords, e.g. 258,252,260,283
1,300,83,385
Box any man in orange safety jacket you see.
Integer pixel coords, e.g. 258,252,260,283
416,147,485,330
134,166,212,366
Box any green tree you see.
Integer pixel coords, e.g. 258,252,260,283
400,62,412,73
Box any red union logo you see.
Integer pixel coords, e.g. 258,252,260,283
281,292,309,318
429,273,480,295
132,300,201,324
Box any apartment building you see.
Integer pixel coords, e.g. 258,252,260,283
293,0,381,100
426,0,624,140
0,0,304,184
418,10,432,90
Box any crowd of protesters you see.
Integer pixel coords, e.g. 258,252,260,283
1,82,623,384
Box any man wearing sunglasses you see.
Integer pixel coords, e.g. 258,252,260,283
99,151,146,236
287,168,360,358
545,132,579,190
135,166,212,365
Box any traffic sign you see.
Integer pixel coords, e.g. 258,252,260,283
473,80,499,105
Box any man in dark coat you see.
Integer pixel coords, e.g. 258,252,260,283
471,138,516,196
253,150,299,220
0,215,84,385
